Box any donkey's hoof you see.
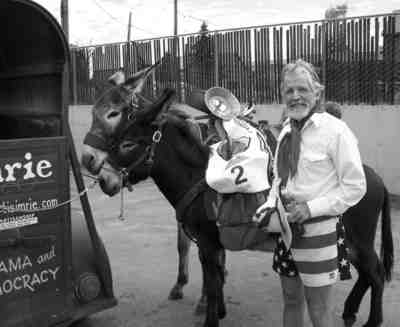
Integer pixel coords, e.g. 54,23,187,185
168,285,183,300
203,320,218,327
362,320,382,327
218,306,226,319
195,297,207,315
343,316,356,327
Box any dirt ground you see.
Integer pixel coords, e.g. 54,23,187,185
71,177,400,327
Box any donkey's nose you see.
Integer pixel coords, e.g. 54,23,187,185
99,178,120,196
81,145,107,175
81,151,95,171
82,151,103,175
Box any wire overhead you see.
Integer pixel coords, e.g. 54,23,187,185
91,0,156,35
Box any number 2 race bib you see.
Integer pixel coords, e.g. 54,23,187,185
205,119,272,193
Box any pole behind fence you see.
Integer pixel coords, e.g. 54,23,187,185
214,34,219,87
321,21,327,100
71,49,78,105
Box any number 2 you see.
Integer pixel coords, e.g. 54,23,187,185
231,165,248,185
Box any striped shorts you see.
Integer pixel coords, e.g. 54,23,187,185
272,216,351,287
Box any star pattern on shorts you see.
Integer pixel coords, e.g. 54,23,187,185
272,236,298,277
272,217,352,281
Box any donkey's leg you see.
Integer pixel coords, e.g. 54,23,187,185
169,221,191,300
220,248,228,280
343,249,384,327
195,248,227,316
199,242,224,327
363,251,384,327
217,248,227,319
342,271,370,327
195,247,208,315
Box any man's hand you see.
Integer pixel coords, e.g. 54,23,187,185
253,202,272,223
287,202,311,224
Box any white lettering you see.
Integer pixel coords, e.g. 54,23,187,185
0,256,33,273
0,152,54,184
36,160,52,178
22,274,34,291
0,261,7,273
23,152,36,179
37,246,56,264
4,163,22,182
8,257,21,272
0,266,60,295
30,273,41,287
48,267,60,280
13,277,22,290
3,280,13,294
40,270,48,283
22,256,32,270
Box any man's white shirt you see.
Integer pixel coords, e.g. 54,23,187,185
273,112,367,218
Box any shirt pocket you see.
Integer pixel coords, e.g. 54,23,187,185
300,151,330,169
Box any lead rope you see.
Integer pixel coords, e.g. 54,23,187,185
118,169,127,221
114,129,163,221
0,176,99,214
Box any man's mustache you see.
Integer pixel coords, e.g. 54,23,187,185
288,101,306,107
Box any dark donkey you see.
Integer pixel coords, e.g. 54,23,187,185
81,67,393,327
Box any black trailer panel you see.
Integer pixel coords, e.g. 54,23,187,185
0,1,117,326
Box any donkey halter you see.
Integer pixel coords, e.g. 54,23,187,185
83,91,166,184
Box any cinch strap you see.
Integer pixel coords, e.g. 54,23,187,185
175,179,208,221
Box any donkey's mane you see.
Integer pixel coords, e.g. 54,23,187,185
163,108,210,167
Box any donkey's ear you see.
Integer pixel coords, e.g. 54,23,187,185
123,61,160,93
108,70,126,85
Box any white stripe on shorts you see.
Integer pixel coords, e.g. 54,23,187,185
300,269,338,287
291,244,337,262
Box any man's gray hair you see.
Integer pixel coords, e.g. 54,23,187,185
281,59,325,93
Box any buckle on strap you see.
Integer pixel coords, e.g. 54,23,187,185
152,130,162,143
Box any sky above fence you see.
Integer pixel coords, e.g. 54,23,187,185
34,0,399,46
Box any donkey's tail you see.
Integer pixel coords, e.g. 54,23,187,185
381,186,394,281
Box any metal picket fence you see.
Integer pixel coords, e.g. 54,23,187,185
71,13,400,105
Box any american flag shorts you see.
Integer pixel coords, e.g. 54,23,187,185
272,216,351,287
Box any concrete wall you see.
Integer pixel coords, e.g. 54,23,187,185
69,105,92,160
69,104,400,195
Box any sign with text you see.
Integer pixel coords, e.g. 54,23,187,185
0,137,70,312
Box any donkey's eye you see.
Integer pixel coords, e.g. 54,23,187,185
120,140,138,153
106,111,121,120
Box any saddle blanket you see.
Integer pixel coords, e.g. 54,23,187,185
206,118,272,194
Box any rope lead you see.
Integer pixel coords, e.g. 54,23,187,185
118,170,126,221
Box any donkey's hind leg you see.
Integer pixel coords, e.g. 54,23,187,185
169,221,191,300
342,270,370,326
343,249,384,327
217,248,227,319
198,238,225,327
195,247,208,315
362,251,384,327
